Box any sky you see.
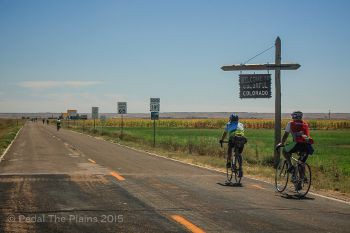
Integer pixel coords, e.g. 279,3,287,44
0,0,349,113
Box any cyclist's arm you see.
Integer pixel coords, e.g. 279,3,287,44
221,131,227,141
281,131,289,145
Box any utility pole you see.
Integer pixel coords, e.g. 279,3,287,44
274,37,282,167
221,37,300,167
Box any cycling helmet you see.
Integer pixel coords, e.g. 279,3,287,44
229,113,239,122
291,111,303,120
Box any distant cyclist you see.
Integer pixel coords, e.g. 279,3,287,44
277,111,314,173
56,119,61,131
220,113,247,178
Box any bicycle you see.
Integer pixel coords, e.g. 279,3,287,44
275,145,312,197
220,138,245,184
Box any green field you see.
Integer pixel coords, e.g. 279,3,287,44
0,119,24,155
64,122,350,193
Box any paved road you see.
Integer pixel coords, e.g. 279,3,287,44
0,122,349,233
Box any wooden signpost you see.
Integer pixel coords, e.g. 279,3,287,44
92,107,99,130
118,102,127,139
221,37,300,167
150,98,160,147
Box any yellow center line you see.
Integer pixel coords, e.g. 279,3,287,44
171,215,205,233
110,171,125,181
88,159,96,164
250,184,265,190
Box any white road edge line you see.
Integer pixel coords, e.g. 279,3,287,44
0,125,24,163
66,128,350,205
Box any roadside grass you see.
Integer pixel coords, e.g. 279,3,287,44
0,119,24,155
63,121,350,194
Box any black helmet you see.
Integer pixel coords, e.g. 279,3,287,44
291,111,303,120
229,113,239,122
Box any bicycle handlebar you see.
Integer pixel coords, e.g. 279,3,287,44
220,140,229,148
275,143,285,152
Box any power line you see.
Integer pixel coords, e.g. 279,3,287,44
243,45,274,65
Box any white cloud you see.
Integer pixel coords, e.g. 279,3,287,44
18,81,103,90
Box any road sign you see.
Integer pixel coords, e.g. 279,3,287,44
118,102,127,114
151,112,159,120
150,98,160,112
239,74,272,98
92,107,99,119
67,109,78,117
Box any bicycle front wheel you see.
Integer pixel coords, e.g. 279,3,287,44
296,163,312,197
275,159,289,192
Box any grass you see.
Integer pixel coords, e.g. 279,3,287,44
62,120,350,194
0,119,24,155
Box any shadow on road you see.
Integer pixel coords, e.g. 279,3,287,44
279,193,315,201
217,182,243,188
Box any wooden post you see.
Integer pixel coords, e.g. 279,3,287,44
153,119,156,147
274,37,282,167
121,114,124,139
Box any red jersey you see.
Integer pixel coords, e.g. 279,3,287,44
285,120,313,144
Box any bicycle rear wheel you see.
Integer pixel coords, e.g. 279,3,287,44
275,159,289,192
295,163,312,197
234,155,242,184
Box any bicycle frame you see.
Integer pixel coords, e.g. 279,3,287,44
291,153,307,184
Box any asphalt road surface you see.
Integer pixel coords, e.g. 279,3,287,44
0,122,349,233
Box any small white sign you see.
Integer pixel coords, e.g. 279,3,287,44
118,102,127,114
92,107,99,119
150,98,160,112
100,115,106,121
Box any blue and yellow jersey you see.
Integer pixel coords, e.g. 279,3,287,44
225,122,245,137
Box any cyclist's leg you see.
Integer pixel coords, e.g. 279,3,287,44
282,150,292,168
298,144,309,181
226,143,233,168
283,142,297,170
236,146,244,177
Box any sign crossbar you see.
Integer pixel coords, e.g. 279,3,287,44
221,63,300,71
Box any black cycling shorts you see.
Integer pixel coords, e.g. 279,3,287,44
229,136,247,151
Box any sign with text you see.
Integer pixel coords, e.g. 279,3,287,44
117,102,127,114
92,107,99,119
239,74,272,98
150,98,160,112
151,112,159,120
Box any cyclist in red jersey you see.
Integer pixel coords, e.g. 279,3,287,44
277,111,314,171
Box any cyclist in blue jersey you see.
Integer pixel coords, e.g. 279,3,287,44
220,113,247,177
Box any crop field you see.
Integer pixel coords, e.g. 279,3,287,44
68,118,350,129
